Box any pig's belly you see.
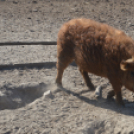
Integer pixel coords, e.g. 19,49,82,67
74,55,107,78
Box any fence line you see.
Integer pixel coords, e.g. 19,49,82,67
0,62,56,70
0,41,57,70
0,41,57,46
0,61,76,70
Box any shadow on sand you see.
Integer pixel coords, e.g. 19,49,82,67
0,82,51,110
58,86,134,116
0,81,134,117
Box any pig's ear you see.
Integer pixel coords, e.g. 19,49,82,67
120,58,134,71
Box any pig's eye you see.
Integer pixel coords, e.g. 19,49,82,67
131,71,134,77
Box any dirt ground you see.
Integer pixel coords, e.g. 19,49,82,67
0,0,134,134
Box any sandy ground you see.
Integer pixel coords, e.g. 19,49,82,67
0,0,134,134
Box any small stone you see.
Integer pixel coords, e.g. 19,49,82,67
43,90,51,96
43,90,54,99
32,1,37,4
94,86,102,98
13,1,18,4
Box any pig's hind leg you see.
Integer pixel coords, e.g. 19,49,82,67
79,69,95,94
55,46,74,87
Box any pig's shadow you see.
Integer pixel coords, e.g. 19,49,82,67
58,86,134,116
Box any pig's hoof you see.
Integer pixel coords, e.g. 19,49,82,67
55,81,63,88
107,96,114,102
107,95,113,100
117,101,125,108
51,83,63,93
56,83,63,88
90,86,95,91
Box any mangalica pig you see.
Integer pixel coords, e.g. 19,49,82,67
55,18,134,106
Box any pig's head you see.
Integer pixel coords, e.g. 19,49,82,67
120,57,134,91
